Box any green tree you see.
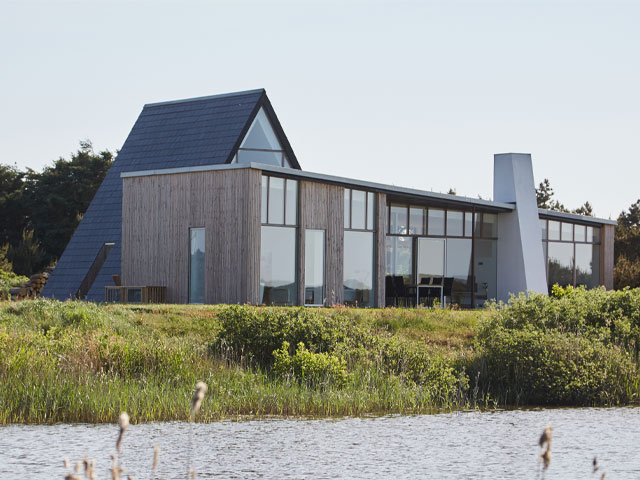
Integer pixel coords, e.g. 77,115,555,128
24,140,113,265
535,178,568,212
8,229,44,276
0,164,28,247
0,244,12,273
614,199,640,289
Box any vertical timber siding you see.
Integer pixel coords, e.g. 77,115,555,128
122,169,260,304
298,181,344,306
602,223,614,290
376,193,387,307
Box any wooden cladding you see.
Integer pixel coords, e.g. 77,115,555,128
122,169,260,304
297,181,345,306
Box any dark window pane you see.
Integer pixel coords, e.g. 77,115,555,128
344,231,374,307
305,229,325,305
409,207,424,235
447,211,463,237
592,227,601,243
390,205,408,235
548,220,560,241
428,209,445,236
351,190,366,230
285,180,297,226
548,242,574,291
268,177,284,224
260,226,297,305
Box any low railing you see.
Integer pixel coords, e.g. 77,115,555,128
105,286,166,304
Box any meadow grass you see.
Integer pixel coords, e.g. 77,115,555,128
1,290,639,425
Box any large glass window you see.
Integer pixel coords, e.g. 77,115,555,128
428,209,445,236
410,207,424,236
541,217,602,291
344,231,374,307
548,242,575,288
386,236,412,283
447,211,463,237
389,205,408,234
262,176,297,226
345,188,375,231
189,228,205,304
260,226,297,305
446,238,472,307
474,239,497,307
305,230,325,305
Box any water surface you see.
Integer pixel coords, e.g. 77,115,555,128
1,407,639,479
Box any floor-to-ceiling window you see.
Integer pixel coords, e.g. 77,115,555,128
305,229,325,305
344,189,375,307
260,176,298,305
540,218,601,291
386,205,497,308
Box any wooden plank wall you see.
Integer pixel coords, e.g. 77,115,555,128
602,224,614,290
298,181,344,306
375,193,387,307
122,169,260,304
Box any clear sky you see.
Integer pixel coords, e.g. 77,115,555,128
1,0,638,219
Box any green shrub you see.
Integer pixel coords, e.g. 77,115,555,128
273,341,348,387
0,270,28,300
474,325,638,405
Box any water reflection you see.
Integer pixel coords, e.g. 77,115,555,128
1,408,639,479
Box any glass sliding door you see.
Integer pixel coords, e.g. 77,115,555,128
305,229,325,305
189,228,205,304
260,226,297,305
416,237,445,306
474,239,497,307
446,238,472,307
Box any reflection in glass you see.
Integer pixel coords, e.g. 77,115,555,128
561,223,573,241
268,177,284,224
574,224,586,242
548,242,574,291
344,231,374,307
305,230,325,305
576,243,600,289
260,226,297,305
237,149,282,167
189,228,205,304
367,192,375,230
344,190,351,229
482,213,498,238
539,219,547,240
446,238,472,307
464,212,473,237
592,227,601,243
385,235,412,283
285,180,297,225
447,211,463,236
548,221,560,241
351,190,366,230
390,206,408,234
417,237,445,306
474,239,497,307
410,207,423,235
261,176,268,223
428,209,445,236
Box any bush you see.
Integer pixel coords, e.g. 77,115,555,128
0,270,28,300
273,341,348,387
474,325,637,405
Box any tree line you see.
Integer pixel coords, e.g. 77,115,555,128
0,141,113,276
535,178,640,289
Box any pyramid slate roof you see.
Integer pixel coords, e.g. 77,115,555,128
42,88,299,300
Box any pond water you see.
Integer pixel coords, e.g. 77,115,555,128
1,407,639,479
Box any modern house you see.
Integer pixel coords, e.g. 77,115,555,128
42,89,615,307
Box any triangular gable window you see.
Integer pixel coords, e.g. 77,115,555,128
232,107,291,168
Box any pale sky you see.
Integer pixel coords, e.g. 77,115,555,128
1,0,638,219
